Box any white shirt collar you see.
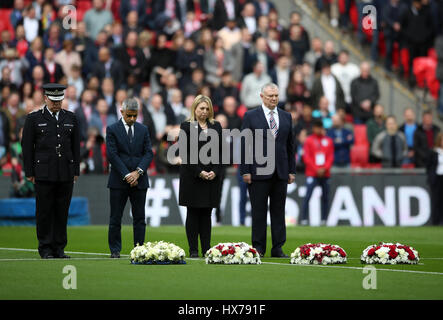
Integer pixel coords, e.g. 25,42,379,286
262,104,277,116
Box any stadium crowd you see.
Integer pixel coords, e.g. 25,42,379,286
0,0,441,200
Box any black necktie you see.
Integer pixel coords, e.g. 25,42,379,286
128,125,133,143
52,112,57,121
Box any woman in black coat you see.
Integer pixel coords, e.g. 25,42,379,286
178,95,222,257
426,133,443,225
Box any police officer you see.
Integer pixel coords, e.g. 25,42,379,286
21,83,80,259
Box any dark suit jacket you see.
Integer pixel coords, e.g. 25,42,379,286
310,74,346,111
106,120,153,189
211,0,242,30
240,106,296,180
178,120,223,208
426,150,440,186
91,59,124,89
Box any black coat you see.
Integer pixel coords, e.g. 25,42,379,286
413,124,441,168
91,59,124,89
211,0,242,30
21,107,80,181
426,149,440,186
178,120,223,208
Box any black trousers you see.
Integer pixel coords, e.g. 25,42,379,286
248,173,287,256
108,188,147,254
35,180,74,257
430,177,443,225
185,207,212,256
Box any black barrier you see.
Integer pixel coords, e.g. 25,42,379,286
0,172,432,226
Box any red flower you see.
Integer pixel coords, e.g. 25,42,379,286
338,249,346,257
408,253,416,260
250,248,257,254
388,249,398,259
367,248,376,256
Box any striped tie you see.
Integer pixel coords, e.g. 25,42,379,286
269,110,278,137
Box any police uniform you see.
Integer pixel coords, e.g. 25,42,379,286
21,83,80,259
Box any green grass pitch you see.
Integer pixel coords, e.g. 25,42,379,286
0,225,442,300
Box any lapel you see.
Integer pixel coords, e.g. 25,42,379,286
256,106,270,130
58,109,67,124
118,119,131,147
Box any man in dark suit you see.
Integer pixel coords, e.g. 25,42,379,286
106,98,154,258
91,47,124,90
21,83,80,259
240,83,296,258
211,0,242,30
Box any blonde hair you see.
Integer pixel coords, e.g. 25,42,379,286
188,95,214,124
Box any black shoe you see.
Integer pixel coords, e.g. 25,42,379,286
110,252,120,258
54,254,71,259
189,252,199,258
271,252,289,258
41,254,54,259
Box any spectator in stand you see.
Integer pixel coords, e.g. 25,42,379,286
253,15,269,39
350,61,380,124
92,47,124,90
122,10,144,39
230,27,254,82
0,30,13,54
312,96,334,130
39,2,55,33
65,85,78,112
0,109,10,158
426,132,443,225
266,28,280,61
108,21,124,48
327,114,354,167
294,103,314,136
203,37,235,88
176,37,203,87
381,0,406,72
72,21,95,74
300,119,334,226
400,0,434,87
281,11,310,49
10,0,24,29
413,110,441,167
399,107,418,165
0,48,29,88
25,37,44,80
119,0,146,30
371,115,408,168
253,0,276,18
54,40,82,80
31,65,45,91
314,40,337,73
239,2,257,35
89,98,117,138
182,68,205,98
83,0,114,41
23,4,41,43
4,92,26,143
67,65,84,101
99,77,115,110
149,33,176,93
288,24,309,66
436,33,443,119
147,93,173,143
331,50,360,113
43,23,63,53
269,56,291,107
295,128,307,173
114,31,147,87
0,66,18,93
75,89,96,143
32,88,44,108
366,103,386,163
311,61,345,114
217,19,242,51
249,36,275,75
222,96,242,130
183,11,201,38
286,68,310,114
304,37,323,68
41,47,64,84
80,127,107,174
213,71,240,109
169,89,188,124
240,61,272,109
211,0,242,31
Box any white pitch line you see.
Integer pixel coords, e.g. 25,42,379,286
260,261,443,276
0,247,130,257
0,258,117,262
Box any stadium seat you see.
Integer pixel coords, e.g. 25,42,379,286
0,9,14,36
350,144,369,168
353,124,369,146
402,163,415,169
237,104,248,119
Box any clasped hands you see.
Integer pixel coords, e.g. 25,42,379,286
125,170,140,187
199,171,216,181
